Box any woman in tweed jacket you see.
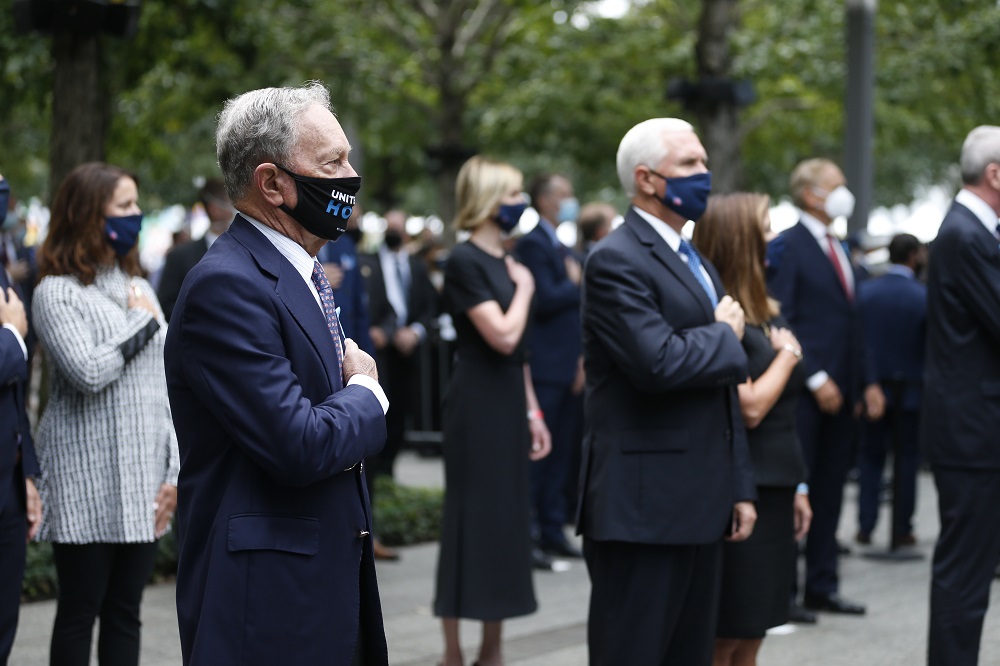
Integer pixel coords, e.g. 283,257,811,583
32,163,178,666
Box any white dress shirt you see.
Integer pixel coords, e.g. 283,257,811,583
956,188,1000,235
246,216,388,414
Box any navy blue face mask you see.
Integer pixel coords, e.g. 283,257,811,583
0,179,9,228
495,202,527,233
105,214,143,256
648,170,712,222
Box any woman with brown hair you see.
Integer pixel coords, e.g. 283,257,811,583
433,156,552,666
693,193,813,666
32,162,177,665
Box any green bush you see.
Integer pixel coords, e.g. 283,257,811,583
21,479,442,602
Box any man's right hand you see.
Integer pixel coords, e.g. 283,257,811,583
813,378,843,414
714,295,745,340
342,338,378,383
0,288,28,338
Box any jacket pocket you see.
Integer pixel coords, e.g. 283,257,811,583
227,514,320,555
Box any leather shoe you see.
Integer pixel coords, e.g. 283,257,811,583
532,547,556,571
856,530,872,545
803,593,866,615
372,538,400,561
894,533,917,547
787,600,818,624
541,539,583,559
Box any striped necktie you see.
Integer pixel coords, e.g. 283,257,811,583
310,260,344,366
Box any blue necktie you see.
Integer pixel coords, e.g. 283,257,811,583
311,260,344,366
677,239,718,308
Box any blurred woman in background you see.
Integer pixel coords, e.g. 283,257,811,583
694,193,813,666
33,162,178,666
433,156,551,666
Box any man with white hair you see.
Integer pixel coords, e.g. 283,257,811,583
577,118,756,664
924,125,1000,666
165,82,389,665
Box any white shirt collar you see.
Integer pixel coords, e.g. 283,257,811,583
244,215,321,307
632,206,682,253
955,189,1000,234
799,211,834,241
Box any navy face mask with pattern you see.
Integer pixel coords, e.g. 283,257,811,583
105,214,143,256
648,170,712,222
495,202,528,233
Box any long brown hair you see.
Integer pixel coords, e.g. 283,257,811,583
692,192,778,326
38,162,142,285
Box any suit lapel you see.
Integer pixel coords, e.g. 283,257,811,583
229,216,342,392
624,209,716,320
790,221,851,305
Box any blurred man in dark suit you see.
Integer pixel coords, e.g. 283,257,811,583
924,125,1000,666
516,174,585,566
579,118,755,665
575,202,616,262
157,179,233,322
767,158,882,618
855,233,927,547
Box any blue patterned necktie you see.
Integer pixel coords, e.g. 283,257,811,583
310,260,344,366
677,239,718,308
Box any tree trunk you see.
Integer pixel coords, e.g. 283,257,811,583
434,73,467,246
693,0,744,194
49,30,106,199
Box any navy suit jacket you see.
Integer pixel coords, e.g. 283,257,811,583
0,266,37,507
922,200,1000,469
767,221,872,403
858,268,927,411
165,216,388,665
515,221,582,386
577,207,754,545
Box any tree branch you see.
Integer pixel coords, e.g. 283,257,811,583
739,98,818,140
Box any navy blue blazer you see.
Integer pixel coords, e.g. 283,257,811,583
922,201,1000,470
165,216,388,665
577,208,754,545
858,267,927,411
767,221,872,403
316,235,376,355
514,221,582,386
0,266,37,506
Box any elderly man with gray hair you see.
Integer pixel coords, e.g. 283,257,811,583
924,125,1000,666
164,82,389,665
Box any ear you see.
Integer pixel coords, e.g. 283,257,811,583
987,162,1000,191
254,163,291,208
634,167,657,197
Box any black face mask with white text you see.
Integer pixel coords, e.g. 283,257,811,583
275,164,361,241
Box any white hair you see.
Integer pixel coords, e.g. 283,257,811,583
616,118,694,197
216,81,332,202
960,125,1000,185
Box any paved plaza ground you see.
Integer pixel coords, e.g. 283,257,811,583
10,451,1000,665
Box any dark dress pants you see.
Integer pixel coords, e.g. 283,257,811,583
530,382,580,547
50,541,158,666
796,396,854,598
928,467,1000,666
857,409,920,537
0,466,26,663
584,538,722,666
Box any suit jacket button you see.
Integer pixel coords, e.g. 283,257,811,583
357,529,370,538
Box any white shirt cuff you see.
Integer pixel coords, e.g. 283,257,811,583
347,374,389,414
806,370,830,392
2,324,28,361
409,322,427,341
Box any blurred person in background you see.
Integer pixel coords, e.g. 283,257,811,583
157,178,234,322
855,233,927,548
434,156,551,666
33,162,178,666
694,192,812,666
515,173,585,569
766,158,881,619
360,209,439,561
575,201,616,260
0,173,41,664
319,204,375,354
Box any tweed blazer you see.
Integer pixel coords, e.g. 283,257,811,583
33,265,179,543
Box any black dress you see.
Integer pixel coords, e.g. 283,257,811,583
717,315,807,638
432,242,537,621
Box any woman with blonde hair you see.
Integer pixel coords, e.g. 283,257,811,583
693,193,813,666
433,156,551,666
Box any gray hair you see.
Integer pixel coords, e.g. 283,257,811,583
216,81,332,202
616,118,694,197
960,125,1000,185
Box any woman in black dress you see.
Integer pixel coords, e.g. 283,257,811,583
433,156,552,666
693,193,814,666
